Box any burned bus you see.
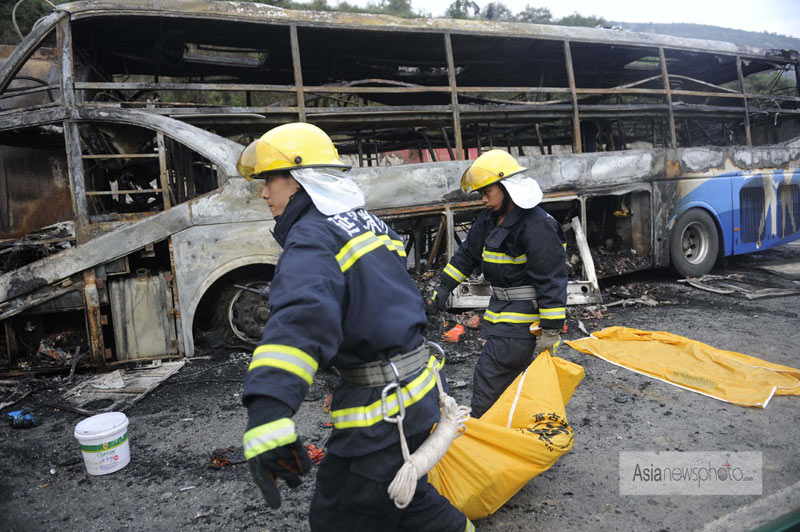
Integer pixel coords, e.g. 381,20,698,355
1,0,799,374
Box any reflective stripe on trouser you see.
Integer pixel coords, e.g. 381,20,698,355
242,417,297,460
309,432,471,532
330,355,440,429
249,344,318,385
471,335,537,419
483,309,539,324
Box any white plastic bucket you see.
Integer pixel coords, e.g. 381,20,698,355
74,412,131,475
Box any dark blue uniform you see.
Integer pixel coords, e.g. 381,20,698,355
439,204,567,416
243,190,471,531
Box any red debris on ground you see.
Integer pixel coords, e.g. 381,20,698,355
210,448,232,469
443,324,466,342
464,314,481,329
322,394,332,414
305,444,326,464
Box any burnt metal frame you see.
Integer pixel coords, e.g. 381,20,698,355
2,7,798,264
2,3,800,369
1,7,798,262
62,28,800,155
58,16,104,366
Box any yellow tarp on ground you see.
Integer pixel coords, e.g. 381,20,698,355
428,352,584,520
567,326,800,408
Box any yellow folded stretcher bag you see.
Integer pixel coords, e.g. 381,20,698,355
428,351,584,520
567,326,800,408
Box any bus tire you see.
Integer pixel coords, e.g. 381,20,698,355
198,278,270,348
225,280,270,346
669,208,719,278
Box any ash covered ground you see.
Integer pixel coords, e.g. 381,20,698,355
1,243,799,532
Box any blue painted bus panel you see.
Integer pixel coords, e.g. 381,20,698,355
673,168,800,258
732,169,800,255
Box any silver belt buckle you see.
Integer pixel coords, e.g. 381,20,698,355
381,361,405,423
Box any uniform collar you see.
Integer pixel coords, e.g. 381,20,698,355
491,204,524,228
272,188,314,247
501,205,524,227
486,205,524,249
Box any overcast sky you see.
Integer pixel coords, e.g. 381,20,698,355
340,0,800,39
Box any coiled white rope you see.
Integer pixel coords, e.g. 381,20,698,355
387,354,471,509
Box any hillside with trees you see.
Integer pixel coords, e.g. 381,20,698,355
613,22,800,52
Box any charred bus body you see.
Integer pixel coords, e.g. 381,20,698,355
1,1,799,374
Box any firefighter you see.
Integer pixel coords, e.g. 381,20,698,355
236,123,473,532
428,149,568,418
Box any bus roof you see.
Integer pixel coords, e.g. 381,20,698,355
56,0,789,59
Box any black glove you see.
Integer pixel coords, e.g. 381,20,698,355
426,285,450,315
247,437,311,508
244,398,311,509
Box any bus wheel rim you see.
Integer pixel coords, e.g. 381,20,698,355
682,221,709,265
227,283,270,344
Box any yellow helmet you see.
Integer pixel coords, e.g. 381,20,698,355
236,122,350,180
460,149,527,193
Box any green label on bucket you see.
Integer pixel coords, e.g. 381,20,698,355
80,432,128,453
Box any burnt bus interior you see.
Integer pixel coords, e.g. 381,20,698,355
1,4,799,373
53,15,800,150
0,116,223,374
5,12,798,154
57,9,800,256
0,119,220,255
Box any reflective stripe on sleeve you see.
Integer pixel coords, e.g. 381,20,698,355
443,263,467,283
482,247,527,264
483,310,540,324
539,307,566,320
331,356,439,429
336,231,406,272
465,519,476,532
243,417,297,460
249,344,318,385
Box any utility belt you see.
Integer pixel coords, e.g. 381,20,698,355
491,285,538,301
336,343,430,388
